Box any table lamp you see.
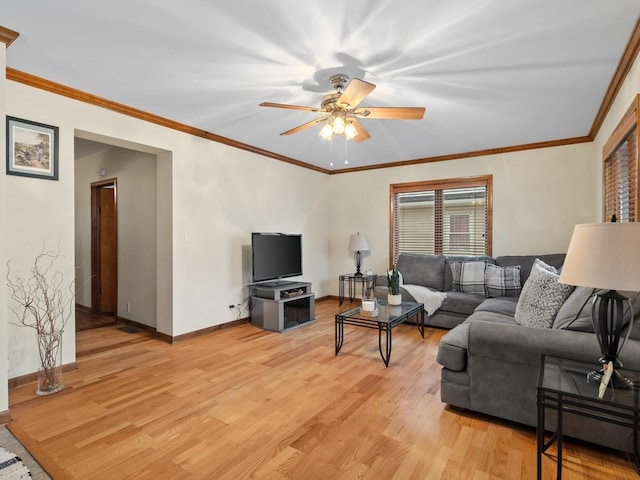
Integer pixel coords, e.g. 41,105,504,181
559,222,640,388
348,232,369,276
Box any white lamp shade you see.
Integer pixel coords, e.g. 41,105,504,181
559,222,640,291
349,233,370,252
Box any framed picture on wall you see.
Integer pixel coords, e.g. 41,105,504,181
6,116,59,180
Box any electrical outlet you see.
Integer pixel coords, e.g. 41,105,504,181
229,304,235,309
127,302,131,313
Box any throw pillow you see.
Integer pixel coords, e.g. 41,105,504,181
514,261,574,328
485,264,521,298
451,260,488,296
554,288,640,333
533,257,558,273
552,286,597,331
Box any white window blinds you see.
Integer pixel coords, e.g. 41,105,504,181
603,96,639,223
391,177,492,264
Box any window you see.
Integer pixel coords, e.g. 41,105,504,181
390,176,492,264
603,96,639,222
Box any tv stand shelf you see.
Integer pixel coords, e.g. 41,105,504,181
251,281,315,332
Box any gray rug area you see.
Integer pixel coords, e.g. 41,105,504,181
0,426,50,480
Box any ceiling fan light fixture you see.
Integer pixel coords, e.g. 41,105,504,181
319,123,333,140
344,122,357,140
332,114,346,135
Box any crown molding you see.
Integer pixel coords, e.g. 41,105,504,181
5,67,331,175
0,26,19,47
331,136,592,175
590,15,640,139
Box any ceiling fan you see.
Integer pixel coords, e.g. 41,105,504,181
259,74,425,142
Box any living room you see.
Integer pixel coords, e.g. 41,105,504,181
1,2,640,478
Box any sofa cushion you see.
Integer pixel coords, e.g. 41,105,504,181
474,297,518,317
437,323,469,371
440,291,485,315
466,310,518,326
496,253,565,288
485,264,521,298
450,259,488,296
396,253,446,291
515,259,573,328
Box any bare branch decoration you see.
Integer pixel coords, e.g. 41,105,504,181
7,247,75,394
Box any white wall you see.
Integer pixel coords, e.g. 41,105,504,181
327,143,596,294
5,87,77,379
0,44,9,413
5,79,331,379
74,142,158,328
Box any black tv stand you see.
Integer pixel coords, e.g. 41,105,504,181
251,281,315,332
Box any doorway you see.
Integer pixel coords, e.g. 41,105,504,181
90,179,118,318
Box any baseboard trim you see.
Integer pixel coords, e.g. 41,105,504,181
317,295,336,302
168,317,250,344
0,410,11,426
75,303,91,314
116,316,156,333
8,362,78,390
115,315,250,344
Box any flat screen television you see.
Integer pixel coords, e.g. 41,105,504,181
251,232,303,283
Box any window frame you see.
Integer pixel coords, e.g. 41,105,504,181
603,95,639,223
389,175,493,267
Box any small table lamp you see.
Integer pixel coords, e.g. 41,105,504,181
559,222,640,388
349,233,370,276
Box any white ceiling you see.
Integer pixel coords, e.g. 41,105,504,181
4,1,640,171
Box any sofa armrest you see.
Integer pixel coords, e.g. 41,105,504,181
466,321,640,370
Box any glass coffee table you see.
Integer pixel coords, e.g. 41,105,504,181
335,301,424,367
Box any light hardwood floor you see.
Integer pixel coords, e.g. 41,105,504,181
7,299,638,479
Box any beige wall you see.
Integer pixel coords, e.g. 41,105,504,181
5,79,331,379
326,142,596,294
74,142,158,328
5,85,77,380
0,44,8,412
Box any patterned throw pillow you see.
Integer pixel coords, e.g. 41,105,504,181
451,260,488,296
485,264,521,297
515,259,574,328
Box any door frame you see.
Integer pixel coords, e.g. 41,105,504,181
90,178,118,314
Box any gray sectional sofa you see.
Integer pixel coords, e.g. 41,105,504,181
375,252,640,452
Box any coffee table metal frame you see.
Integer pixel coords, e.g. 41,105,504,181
335,301,424,367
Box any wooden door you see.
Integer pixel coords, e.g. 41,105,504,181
91,180,118,315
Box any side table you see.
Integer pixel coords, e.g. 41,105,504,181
537,355,640,479
338,273,375,306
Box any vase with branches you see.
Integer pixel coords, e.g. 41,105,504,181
7,247,75,395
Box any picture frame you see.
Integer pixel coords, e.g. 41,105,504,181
6,116,59,180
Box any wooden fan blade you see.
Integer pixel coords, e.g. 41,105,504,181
260,102,320,112
355,107,425,120
280,117,329,136
350,119,371,143
337,79,376,109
